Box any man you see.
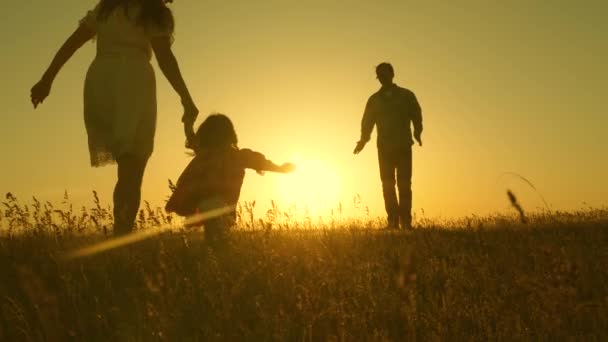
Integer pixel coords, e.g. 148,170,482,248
354,62,422,229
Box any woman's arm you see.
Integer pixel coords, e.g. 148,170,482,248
31,25,95,108
151,37,199,125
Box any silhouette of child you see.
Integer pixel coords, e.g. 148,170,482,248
165,114,295,241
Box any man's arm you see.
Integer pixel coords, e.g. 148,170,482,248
354,98,376,154
411,92,423,146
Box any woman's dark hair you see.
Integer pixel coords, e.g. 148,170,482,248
194,114,238,151
97,0,174,35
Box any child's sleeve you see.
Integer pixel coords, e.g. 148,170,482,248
239,149,282,172
165,159,202,216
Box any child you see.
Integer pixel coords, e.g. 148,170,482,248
166,114,295,241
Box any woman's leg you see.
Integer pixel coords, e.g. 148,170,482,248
113,154,149,235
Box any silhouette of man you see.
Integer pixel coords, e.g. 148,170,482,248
354,62,422,229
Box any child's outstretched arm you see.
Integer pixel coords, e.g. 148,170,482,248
31,25,95,108
240,149,295,174
264,162,296,174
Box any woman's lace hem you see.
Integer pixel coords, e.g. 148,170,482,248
90,150,116,167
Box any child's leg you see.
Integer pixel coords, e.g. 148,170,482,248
203,214,235,243
113,154,148,235
203,218,221,242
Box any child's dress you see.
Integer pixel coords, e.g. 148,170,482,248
166,147,277,217
79,4,172,166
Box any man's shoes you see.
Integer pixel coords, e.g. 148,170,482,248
383,218,400,230
383,223,399,230
401,223,413,231
400,217,413,231
383,216,414,230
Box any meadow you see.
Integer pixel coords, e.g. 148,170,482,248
1,192,607,341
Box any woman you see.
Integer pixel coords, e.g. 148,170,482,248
30,0,199,235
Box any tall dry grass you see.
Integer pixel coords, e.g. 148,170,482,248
1,192,607,340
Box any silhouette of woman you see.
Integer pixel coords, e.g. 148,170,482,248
30,0,199,235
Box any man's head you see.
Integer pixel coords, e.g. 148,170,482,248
375,62,394,86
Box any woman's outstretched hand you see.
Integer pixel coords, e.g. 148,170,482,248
30,78,52,108
181,99,199,124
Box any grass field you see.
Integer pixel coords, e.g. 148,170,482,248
1,193,607,341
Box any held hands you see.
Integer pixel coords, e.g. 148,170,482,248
181,98,199,149
353,140,367,155
181,97,199,125
30,78,52,108
184,122,196,149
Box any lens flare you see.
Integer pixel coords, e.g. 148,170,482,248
64,205,235,260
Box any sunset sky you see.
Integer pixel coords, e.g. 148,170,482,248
1,0,606,220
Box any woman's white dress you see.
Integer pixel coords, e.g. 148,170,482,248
80,4,171,166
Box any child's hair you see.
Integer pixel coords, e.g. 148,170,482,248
193,113,238,152
97,0,175,35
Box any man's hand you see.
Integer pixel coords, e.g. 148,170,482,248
31,78,52,108
353,140,367,155
414,130,423,146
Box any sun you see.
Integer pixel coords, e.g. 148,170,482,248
275,155,342,214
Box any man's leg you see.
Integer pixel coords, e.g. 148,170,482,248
378,147,399,228
396,146,413,229
113,154,148,236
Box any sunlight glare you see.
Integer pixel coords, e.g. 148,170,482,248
276,155,342,215
63,206,235,260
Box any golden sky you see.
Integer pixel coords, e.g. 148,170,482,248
1,0,606,219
